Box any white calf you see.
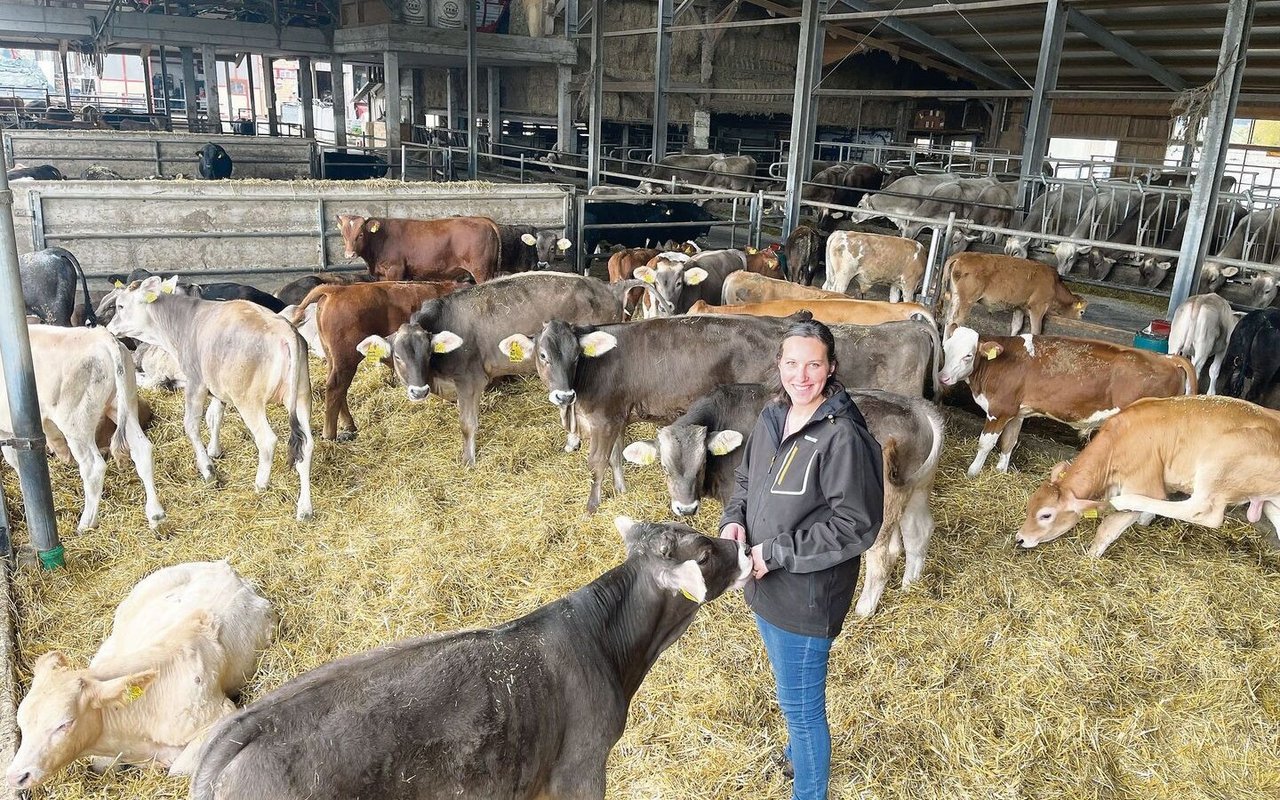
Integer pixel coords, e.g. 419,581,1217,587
0,326,164,531
1168,293,1239,395
5,561,276,790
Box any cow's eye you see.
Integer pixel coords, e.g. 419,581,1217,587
696,549,710,565
1037,510,1054,522
538,350,548,362
963,354,972,362
53,719,73,736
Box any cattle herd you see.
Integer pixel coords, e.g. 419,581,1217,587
6,170,1280,797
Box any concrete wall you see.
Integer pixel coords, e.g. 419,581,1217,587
10,180,571,280
3,130,315,180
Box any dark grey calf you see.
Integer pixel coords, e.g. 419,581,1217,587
20,247,95,326
189,517,751,800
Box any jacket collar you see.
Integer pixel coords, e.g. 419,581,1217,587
763,389,856,444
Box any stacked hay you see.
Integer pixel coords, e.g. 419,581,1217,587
4,358,1279,799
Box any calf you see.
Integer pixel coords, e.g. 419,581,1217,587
1018,395,1280,557
275,272,377,306
196,143,232,179
1220,308,1280,403
624,385,944,616
1168,293,1239,395
501,313,935,511
785,224,827,285
107,276,315,520
6,164,64,181
607,247,659,282
939,327,1195,477
516,228,573,271
721,271,847,305
97,272,285,322
1249,271,1279,308
1,326,164,531
294,281,464,440
20,247,96,326
359,273,634,466
687,297,934,326
336,214,500,283
7,561,274,790
823,230,927,302
944,251,1087,336
188,518,750,800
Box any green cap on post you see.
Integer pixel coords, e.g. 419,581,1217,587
38,545,65,571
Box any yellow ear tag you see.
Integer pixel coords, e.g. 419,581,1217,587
1082,508,1099,519
507,340,524,362
368,221,381,233
746,247,758,254
431,340,452,353
124,684,145,704
364,342,387,363
160,283,175,294
1075,301,1085,309
985,348,998,360
582,343,598,357
680,588,699,603
143,291,159,303
113,280,124,289
637,450,656,466
641,272,656,284
709,442,731,456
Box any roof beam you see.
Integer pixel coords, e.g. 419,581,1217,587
1066,6,1188,90
828,0,1019,88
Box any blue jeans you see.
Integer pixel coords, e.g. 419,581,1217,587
755,614,834,800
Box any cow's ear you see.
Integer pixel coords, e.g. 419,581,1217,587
1077,245,1092,255
431,330,463,354
160,275,180,294
658,559,708,604
745,246,758,254
978,341,1004,361
684,267,709,286
1064,491,1103,516
615,515,644,552
556,238,572,251
88,668,158,709
707,430,744,456
1221,266,1240,278
623,440,659,466
357,334,392,361
578,330,617,357
1073,300,1087,311
634,266,657,284
33,650,70,676
1048,461,1071,484
1156,261,1172,271
498,333,535,362
520,233,537,246
366,219,381,234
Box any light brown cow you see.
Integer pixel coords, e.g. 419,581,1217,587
606,247,659,282
720,271,848,305
944,251,1087,336
1018,395,1280,557
294,281,465,440
335,215,499,284
739,246,786,278
939,327,1196,477
686,297,934,326
823,230,927,302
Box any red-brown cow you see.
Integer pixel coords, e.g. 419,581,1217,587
294,280,465,440
944,251,1087,336
336,215,500,284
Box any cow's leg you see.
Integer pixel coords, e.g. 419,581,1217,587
205,397,226,458
945,298,969,338
456,382,485,467
855,483,905,617
610,431,627,496
585,419,623,514
1008,308,1025,336
889,284,902,303
1207,351,1225,395
1088,511,1142,558
561,402,580,453
1027,306,1048,335
64,427,107,532
967,417,1010,477
324,361,359,441
121,405,165,528
292,381,315,521
900,486,934,586
994,417,1026,473
238,402,278,492
1260,501,1280,550
1109,489,1228,528
183,386,216,480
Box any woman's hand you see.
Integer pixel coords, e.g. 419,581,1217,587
720,523,746,544
750,544,769,579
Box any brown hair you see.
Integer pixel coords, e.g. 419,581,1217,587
767,318,842,405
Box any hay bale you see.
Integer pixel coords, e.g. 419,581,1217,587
4,359,1280,798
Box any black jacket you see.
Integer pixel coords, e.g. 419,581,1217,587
719,390,884,638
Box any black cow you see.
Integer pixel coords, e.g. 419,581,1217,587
311,149,389,180
233,118,255,136
189,517,749,800
7,165,64,181
583,200,717,253
496,225,574,272
1221,308,1280,404
784,224,827,285
20,247,95,326
274,272,378,306
196,143,233,179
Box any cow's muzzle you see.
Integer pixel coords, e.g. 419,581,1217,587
549,389,576,407
536,260,551,270
672,500,700,517
407,385,430,402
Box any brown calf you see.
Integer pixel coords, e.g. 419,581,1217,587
687,297,933,326
720,271,848,305
944,251,1087,336
294,281,465,440
336,215,499,284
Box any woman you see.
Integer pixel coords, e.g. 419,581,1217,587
719,318,884,799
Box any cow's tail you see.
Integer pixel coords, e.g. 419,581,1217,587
106,336,138,465
1167,300,1197,357
609,278,652,317
488,217,504,278
285,329,308,467
908,401,946,488
912,313,943,404
60,248,98,326
1173,354,1198,396
187,711,261,800
293,284,334,327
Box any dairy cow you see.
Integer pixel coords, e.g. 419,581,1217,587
336,214,500,284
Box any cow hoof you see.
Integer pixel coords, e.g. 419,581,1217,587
564,436,581,453
337,430,358,443
148,512,167,529
208,446,223,459
198,466,215,482
296,508,314,522
965,467,982,478
254,481,269,493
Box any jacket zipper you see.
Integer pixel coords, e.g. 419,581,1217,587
752,413,837,536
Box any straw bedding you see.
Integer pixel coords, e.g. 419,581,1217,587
4,358,1280,800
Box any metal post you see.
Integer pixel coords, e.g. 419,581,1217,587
556,65,575,153
181,46,199,130
1018,0,1066,210
652,0,673,159
58,43,72,111
782,0,827,235
587,0,604,189
384,50,402,166
0,167,63,569
202,46,222,133
141,46,155,115
1168,0,1256,315
446,68,458,133
245,55,258,133
466,3,479,179
158,46,173,131
263,56,279,136
487,67,501,162
331,54,348,147
299,56,315,139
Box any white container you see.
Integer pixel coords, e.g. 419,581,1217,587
431,0,465,28
403,0,426,24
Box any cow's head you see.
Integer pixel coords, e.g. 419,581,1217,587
520,230,573,270
946,228,980,256
499,320,616,408
336,214,381,260
1202,263,1239,294
6,651,157,790
1004,235,1031,259
624,426,744,516
1138,257,1173,288
366,310,463,402
1085,249,1118,281
938,326,1002,387
1251,273,1278,308
615,516,751,604
1017,461,1104,549
1052,241,1089,276
105,275,182,345
633,254,706,317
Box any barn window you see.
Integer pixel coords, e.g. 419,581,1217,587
1048,137,1118,179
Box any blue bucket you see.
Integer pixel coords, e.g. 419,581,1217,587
1133,331,1169,354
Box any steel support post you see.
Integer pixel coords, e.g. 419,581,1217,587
557,65,575,153
159,46,172,130
181,46,199,130
1017,0,1065,211
299,56,315,138
331,54,348,146
141,46,155,114
782,0,827,235
384,50,402,165
0,167,62,568
58,43,72,110
587,0,604,188
245,55,258,132
263,56,279,136
653,0,673,160
488,67,501,159
202,46,222,132
467,3,479,179
1168,0,1256,316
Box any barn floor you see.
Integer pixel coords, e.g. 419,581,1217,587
3,354,1279,800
